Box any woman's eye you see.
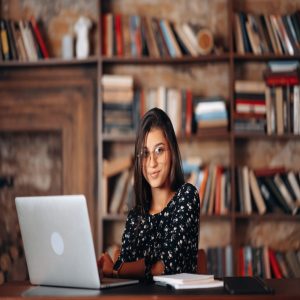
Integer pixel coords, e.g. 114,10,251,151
155,147,164,155
142,150,149,158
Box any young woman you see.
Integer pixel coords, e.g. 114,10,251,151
99,108,200,278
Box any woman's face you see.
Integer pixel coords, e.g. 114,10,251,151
141,127,172,190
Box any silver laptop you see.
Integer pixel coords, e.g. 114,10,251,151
15,195,138,289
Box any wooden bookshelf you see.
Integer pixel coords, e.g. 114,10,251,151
0,0,299,281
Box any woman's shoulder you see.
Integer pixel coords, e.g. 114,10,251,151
171,182,199,205
177,182,198,197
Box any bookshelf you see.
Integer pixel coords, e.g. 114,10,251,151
0,0,300,281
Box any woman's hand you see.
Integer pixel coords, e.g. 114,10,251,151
151,260,165,276
97,253,114,278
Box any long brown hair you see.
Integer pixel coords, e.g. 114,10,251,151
133,108,184,215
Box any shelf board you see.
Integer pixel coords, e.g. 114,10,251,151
0,56,98,67
234,132,300,140
102,53,230,64
102,133,136,142
200,214,232,221
234,213,300,221
234,53,300,61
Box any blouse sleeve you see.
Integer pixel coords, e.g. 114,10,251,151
113,209,139,271
160,184,200,274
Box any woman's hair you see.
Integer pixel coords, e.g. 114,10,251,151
133,107,185,215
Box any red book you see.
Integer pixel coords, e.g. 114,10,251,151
30,16,49,58
266,76,300,86
238,247,245,276
235,99,265,105
114,14,123,57
185,89,193,137
234,112,266,119
254,167,285,177
268,249,283,279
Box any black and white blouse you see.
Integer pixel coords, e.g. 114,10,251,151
113,183,200,276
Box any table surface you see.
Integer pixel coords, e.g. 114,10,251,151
1,279,300,299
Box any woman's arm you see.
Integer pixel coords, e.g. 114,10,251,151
98,252,164,278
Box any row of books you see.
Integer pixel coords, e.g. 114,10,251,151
102,75,195,136
206,246,233,278
184,162,231,216
102,75,230,137
238,246,300,279
0,18,49,61
234,11,300,55
236,166,300,215
101,13,213,58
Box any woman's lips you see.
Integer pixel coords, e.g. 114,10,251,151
149,170,160,179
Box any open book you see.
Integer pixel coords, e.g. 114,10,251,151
153,273,223,290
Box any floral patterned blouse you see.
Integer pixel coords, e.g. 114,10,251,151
113,183,200,277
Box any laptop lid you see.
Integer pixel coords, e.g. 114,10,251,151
15,195,101,289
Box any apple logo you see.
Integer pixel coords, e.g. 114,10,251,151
51,232,64,256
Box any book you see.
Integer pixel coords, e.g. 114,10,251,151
103,155,133,178
30,16,49,59
153,273,223,289
249,169,267,214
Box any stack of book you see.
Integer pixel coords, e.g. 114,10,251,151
234,11,300,55
102,74,136,134
153,273,223,289
263,60,300,135
238,246,300,279
193,97,228,132
234,80,267,133
236,166,300,215
102,14,213,58
206,245,233,277
0,17,49,61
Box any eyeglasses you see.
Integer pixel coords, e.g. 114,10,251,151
139,145,169,163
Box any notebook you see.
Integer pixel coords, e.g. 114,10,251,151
153,273,223,289
15,195,139,289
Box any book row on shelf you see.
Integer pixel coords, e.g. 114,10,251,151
234,10,300,55
102,150,300,217
186,163,231,216
0,18,49,62
238,246,300,279
236,166,300,216
101,13,215,58
102,74,229,136
235,60,300,135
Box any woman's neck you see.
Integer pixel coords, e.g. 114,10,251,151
149,187,175,214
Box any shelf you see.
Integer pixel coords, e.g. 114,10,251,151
102,53,230,65
0,56,98,68
234,132,300,140
234,213,300,221
102,133,136,142
234,53,300,62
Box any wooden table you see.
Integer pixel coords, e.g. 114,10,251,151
0,279,300,299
